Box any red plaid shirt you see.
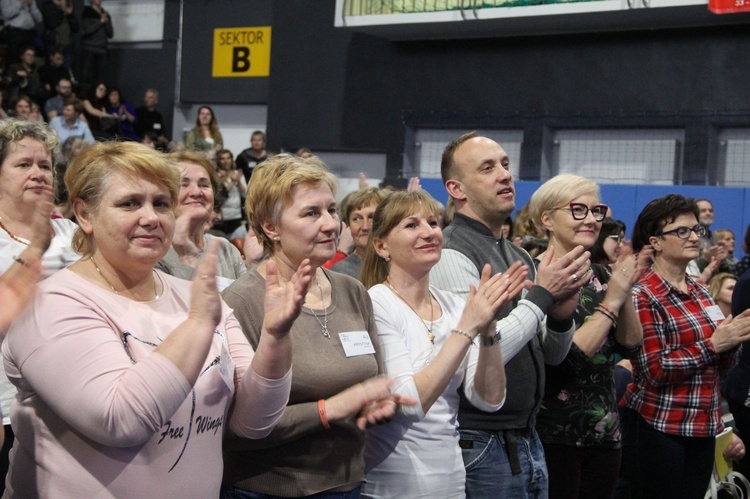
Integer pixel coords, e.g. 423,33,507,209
621,268,737,437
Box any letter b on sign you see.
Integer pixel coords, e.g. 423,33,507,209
212,27,271,78
232,47,250,72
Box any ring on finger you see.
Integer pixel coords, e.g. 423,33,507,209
572,274,579,282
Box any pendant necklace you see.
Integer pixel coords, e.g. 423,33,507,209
90,256,159,299
274,258,330,339
386,276,435,344
307,275,330,338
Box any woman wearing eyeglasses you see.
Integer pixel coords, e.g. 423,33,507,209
590,218,627,270
527,174,649,499
621,194,750,499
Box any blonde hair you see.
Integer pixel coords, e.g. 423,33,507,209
528,174,600,235
65,142,180,255
360,190,442,288
714,229,734,243
708,272,736,303
245,153,337,254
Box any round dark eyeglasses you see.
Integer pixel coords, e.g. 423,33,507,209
560,203,609,222
657,224,707,240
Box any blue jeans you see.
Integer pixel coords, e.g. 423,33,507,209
459,428,548,499
221,484,362,499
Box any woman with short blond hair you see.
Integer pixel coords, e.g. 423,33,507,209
222,153,410,498
529,173,648,499
4,141,304,497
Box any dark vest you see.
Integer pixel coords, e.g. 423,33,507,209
443,214,548,430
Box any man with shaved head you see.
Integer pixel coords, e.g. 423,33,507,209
431,132,590,498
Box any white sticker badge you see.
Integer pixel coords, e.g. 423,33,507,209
705,304,725,322
339,331,376,358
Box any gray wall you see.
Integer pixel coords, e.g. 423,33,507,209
178,0,272,103
97,0,750,183
266,1,750,181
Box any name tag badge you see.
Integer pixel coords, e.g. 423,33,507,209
215,275,234,292
153,123,162,130
219,341,236,392
706,305,725,322
339,331,375,358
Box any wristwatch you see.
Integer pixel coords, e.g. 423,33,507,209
481,331,502,347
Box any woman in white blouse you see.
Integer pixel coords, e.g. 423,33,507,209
360,189,528,499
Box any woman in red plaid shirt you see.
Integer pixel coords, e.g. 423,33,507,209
621,194,750,499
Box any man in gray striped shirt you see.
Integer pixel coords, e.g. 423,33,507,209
431,132,591,498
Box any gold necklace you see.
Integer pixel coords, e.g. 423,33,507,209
90,256,159,299
385,276,435,344
0,215,29,245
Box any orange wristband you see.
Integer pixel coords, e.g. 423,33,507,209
318,399,331,430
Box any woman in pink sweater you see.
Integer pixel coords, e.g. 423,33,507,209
2,142,310,498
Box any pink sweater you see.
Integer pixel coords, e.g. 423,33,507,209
2,269,290,498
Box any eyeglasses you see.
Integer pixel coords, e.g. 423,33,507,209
560,203,609,222
657,224,707,240
607,234,624,245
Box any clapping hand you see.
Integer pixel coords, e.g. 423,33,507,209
0,191,53,333
243,228,265,266
607,246,652,306
634,245,654,274
406,177,421,192
711,309,750,354
262,259,313,338
461,262,528,336
358,172,369,189
27,186,54,260
537,246,592,320
356,392,418,430
324,376,417,430
536,245,591,300
188,240,222,329
337,222,354,255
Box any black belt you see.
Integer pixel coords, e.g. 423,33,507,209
499,428,533,475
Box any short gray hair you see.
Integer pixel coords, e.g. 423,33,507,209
0,119,59,169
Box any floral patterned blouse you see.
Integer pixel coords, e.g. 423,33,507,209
536,263,637,448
